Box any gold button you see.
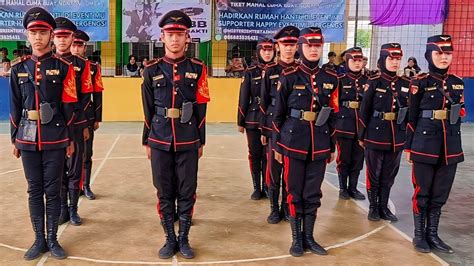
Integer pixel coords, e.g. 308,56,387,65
313,82,316,85
36,68,40,71
298,93,301,96
36,82,40,85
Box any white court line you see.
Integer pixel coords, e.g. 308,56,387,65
0,168,22,175
0,243,27,252
0,153,445,265
323,176,448,266
36,135,122,266
1,225,387,265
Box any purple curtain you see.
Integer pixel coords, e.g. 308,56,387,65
370,0,448,26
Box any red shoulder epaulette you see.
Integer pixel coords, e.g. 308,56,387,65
451,73,462,80
324,68,338,77
414,72,428,80
54,55,72,65
10,55,30,67
74,54,88,61
400,75,411,82
247,65,257,71
369,72,381,80
266,62,277,68
337,73,346,79
283,66,298,75
190,57,204,65
145,58,160,68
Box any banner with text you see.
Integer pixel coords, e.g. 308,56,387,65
215,0,345,42
122,0,211,43
0,0,110,41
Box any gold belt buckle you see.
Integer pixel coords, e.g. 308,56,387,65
27,110,39,121
349,101,360,109
383,112,396,121
166,108,181,118
302,111,317,121
433,110,447,120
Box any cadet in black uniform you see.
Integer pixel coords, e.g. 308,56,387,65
358,43,410,222
260,26,299,223
273,27,339,257
237,38,275,200
141,10,210,259
334,47,367,200
407,35,465,254
53,17,93,226
9,7,77,260
71,29,105,200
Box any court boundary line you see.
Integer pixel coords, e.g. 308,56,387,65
36,135,121,266
0,144,447,265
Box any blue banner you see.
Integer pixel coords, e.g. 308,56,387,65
215,0,345,42
0,0,109,41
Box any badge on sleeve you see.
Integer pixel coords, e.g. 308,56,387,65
411,85,419,94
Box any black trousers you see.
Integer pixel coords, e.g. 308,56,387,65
265,138,286,195
283,155,326,217
151,147,198,218
245,129,266,182
64,128,85,190
336,137,364,186
411,161,457,214
21,149,65,217
83,124,95,187
364,148,402,191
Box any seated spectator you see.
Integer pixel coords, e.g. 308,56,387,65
225,54,246,78
0,47,11,77
123,54,140,77
322,51,338,71
404,57,421,78
139,56,149,77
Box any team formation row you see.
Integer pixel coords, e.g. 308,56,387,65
236,25,465,257
8,6,464,262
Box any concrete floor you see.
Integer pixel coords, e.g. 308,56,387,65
0,122,472,265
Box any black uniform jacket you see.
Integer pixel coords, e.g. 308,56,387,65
10,52,78,151
406,72,465,165
142,56,210,152
273,65,340,161
358,73,410,151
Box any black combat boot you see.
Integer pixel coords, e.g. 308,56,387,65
280,183,290,221
58,190,69,225
250,172,262,200
426,209,454,253
68,189,82,226
82,167,96,200
24,216,48,260
338,174,350,200
379,187,398,222
267,189,282,224
348,173,366,200
288,216,304,257
302,214,328,255
178,215,195,259
159,214,178,259
412,209,430,253
261,180,269,199
367,188,380,221
46,215,67,259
